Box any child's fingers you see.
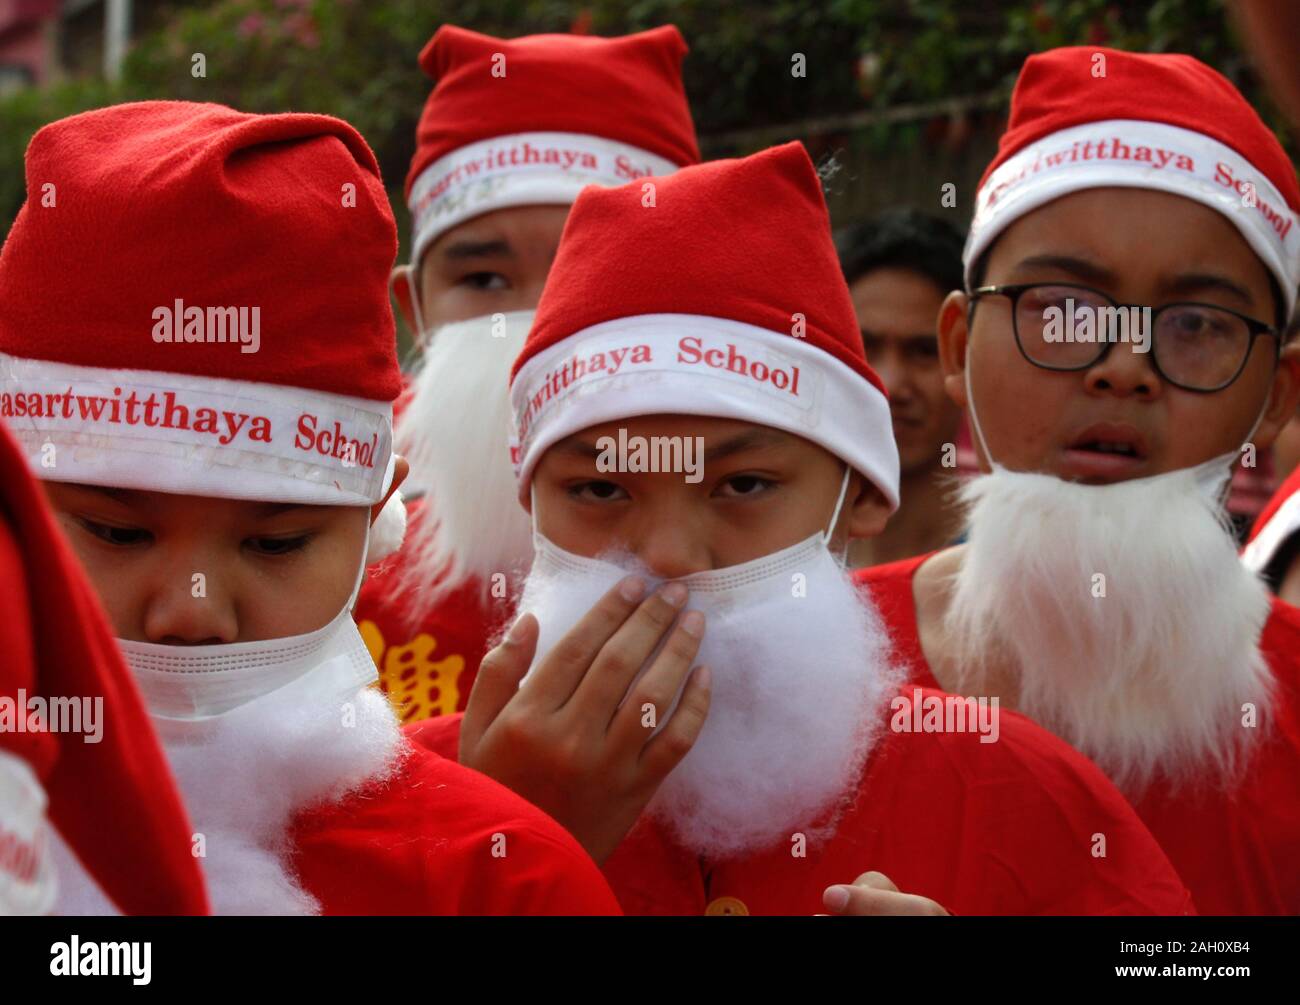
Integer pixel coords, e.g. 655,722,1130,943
606,609,705,751
638,665,711,782
461,612,538,758
526,576,648,710
574,583,691,721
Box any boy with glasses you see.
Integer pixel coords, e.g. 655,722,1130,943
859,47,1300,914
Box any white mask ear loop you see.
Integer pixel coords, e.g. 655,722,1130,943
345,511,373,612
962,332,998,472
528,481,544,547
823,465,854,568
406,258,430,349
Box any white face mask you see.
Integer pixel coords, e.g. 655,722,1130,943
949,343,1274,793
520,467,903,860
116,540,377,727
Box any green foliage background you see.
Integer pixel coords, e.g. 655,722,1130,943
0,0,1289,247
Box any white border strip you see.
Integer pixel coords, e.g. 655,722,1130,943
509,313,900,508
1243,489,1300,573
0,353,393,506
408,131,680,265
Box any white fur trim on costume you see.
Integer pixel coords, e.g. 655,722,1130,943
965,119,1300,317
408,131,680,266
509,313,900,509
0,352,393,506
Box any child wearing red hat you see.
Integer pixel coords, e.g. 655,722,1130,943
0,101,618,915
357,26,701,726
857,47,1300,914
0,418,208,916
407,141,1195,915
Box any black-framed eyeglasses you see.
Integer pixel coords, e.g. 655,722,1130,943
968,282,1280,393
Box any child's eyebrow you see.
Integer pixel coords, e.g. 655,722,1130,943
252,502,313,517
439,238,514,261
1010,253,1116,285
71,484,144,507
702,429,790,463
1009,254,1256,308
1163,272,1255,308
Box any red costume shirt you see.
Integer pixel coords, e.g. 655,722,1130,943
406,703,1194,916
288,743,620,915
857,551,1300,916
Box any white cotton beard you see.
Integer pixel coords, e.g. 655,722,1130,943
516,543,903,862
393,312,534,612
50,681,404,916
945,463,1274,796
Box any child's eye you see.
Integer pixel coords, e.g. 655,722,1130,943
568,480,629,502
77,517,152,547
716,475,775,498
246,535,311,556
459,271,509,291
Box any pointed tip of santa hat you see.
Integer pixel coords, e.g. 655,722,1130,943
507,140,900,509
968,47,1300,315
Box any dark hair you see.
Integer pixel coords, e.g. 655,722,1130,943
835,208,965,294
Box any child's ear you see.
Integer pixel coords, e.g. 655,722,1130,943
369,456,410,526
938,290,971,409
390,267,418,342
1250,341,1300,450
844,473,892,541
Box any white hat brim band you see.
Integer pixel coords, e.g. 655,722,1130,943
509,313,900,509
0,352,393,506
965,119,1300,318
408,131,681,267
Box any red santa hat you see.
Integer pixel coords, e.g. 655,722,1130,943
966,47,1300,318
406,25,700,268
0,419,208,915
507,142,900,509
0,101,403,514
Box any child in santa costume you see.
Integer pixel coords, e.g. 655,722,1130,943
0,418,208,916
0,101,619,916
357,25,700,724
405,141,1195,915
856,47,1300,915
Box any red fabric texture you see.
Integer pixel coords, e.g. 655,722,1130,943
0,101,401,401
406,704,1193,915
513,141,887,398
0,419,208,915
289,741,620,915
406,25,700,196
857,551,1300,915
980,46,1300,211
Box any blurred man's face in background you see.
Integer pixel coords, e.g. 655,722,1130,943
851,266,961,474
395,204,570,337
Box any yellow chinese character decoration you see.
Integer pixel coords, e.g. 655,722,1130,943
358,619,464,722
